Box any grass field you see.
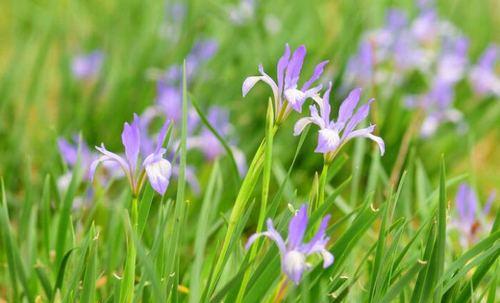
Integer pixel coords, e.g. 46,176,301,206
0,0,499,302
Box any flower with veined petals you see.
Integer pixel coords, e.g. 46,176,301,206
246,204,334,284
451,183,495,248
242,44,328,122
294,83,385,162
90,114,172,196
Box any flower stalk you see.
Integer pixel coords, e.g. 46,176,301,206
236,100,275,302
120,196,138,303
317,161,330,209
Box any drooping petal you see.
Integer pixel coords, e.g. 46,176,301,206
315,128,341,154
284,45,306,89
143,149,172,195
321,250,334,268
242,65,279,104
337,88,362,126
242,76,262,97
245,218,286,255
301,60,329,91
293,117,316,136
94,144,130,179
287,205,308,250
277,44,291,94
344,125,385,155
121,114,141,172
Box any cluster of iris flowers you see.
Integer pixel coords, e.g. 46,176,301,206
59,36,495,285
345,0,499,137
58,1,496,286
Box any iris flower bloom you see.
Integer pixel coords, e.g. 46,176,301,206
90,114,172,196
294,83,385,162
246,204,334,284
469,45,500,97
242,44,328,123
71,51,103,80
452,183,495,248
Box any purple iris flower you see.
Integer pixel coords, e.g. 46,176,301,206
242,44,328,122
452,183,495,248
71,51,103,80
294,83,384,162
469,45,500,97
90,114,172,196
246,204,334,284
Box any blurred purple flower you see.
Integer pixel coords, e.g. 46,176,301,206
469,45,500,97
90,114,172,196
246,204,334,284
294,84,384,161
452,183,495,248
71,51,103,80
228,0,255,25
242,44,328,122
345,41,374,88
187,106,247,175
436,37,469,84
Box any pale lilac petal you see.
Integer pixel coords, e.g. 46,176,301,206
344,125,385,155
337,88,362,126
283,251,307,284
287,205,308,249
242,76,262,97
301,215,330,254
343,99,374,137
284,45,306,89
483,191,496,215
284,88,306,112
293,117,315,136
155,120,170,152
121,114,141,171
58,138,78,166
143,149,172,195
319,82,332,126
321,250,334,268
315,128,341,154
242,66,279,103
245,219,286,255
456,183,477,223
95,144,130,177
302,60,329,91
277,44,291,94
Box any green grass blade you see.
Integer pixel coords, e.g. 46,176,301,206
379,260,427,303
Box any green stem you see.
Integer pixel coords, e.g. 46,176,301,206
208,125,278,296
120,197,138,303
236,101,275,302
317,161,330,209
